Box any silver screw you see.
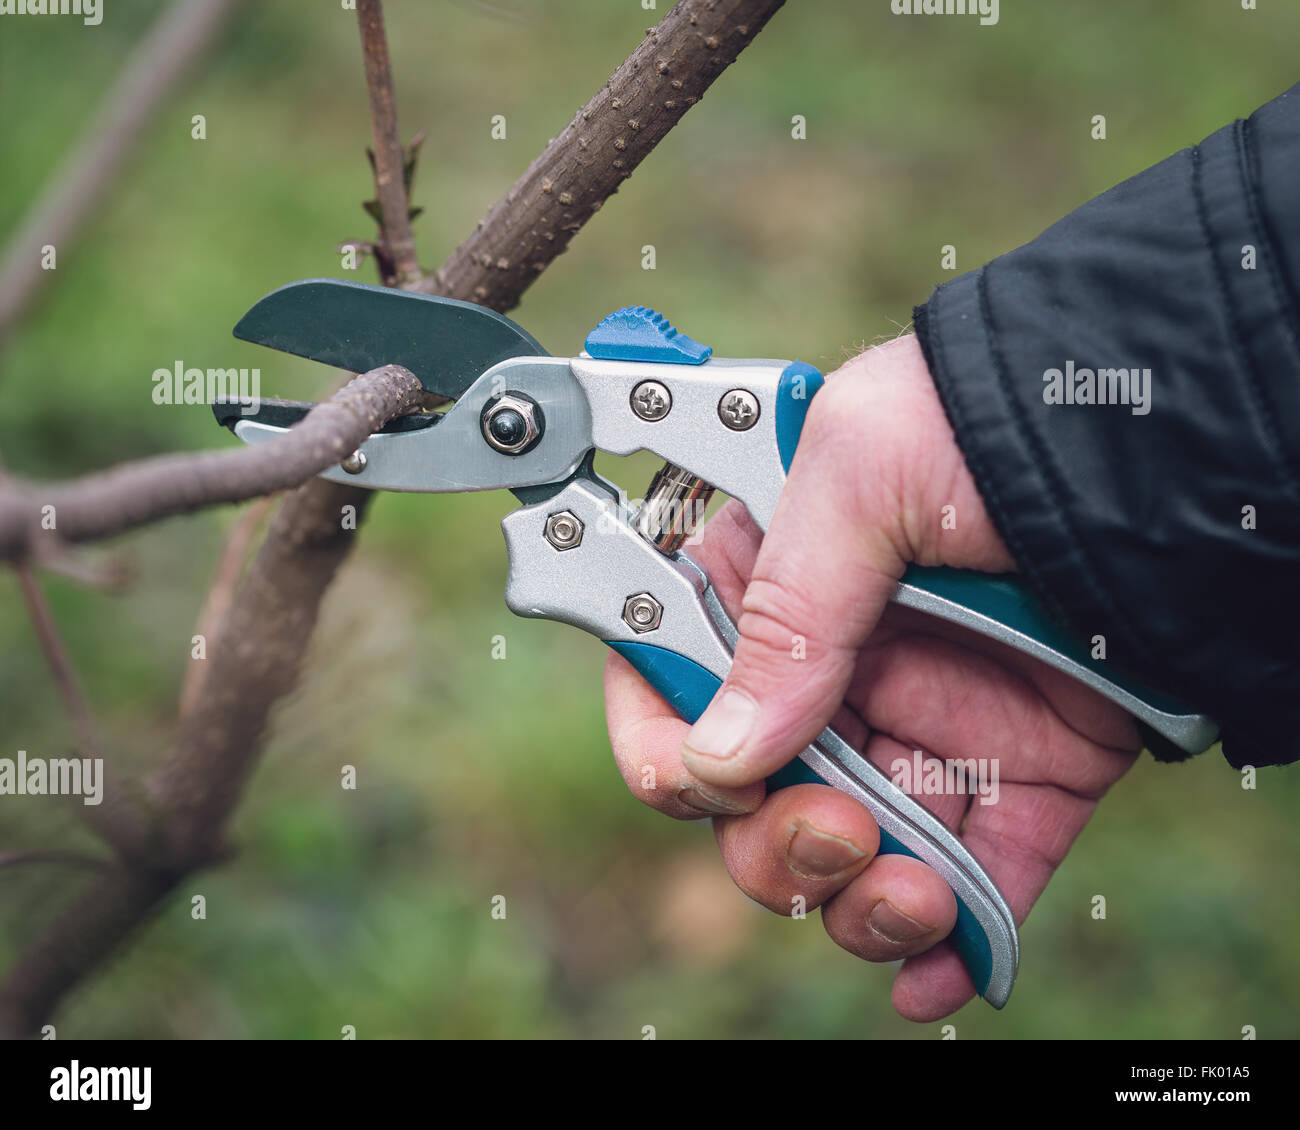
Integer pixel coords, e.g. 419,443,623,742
630,380,672,422
340,449,367,474
718,389,760,431
544,510,584,551
622,592,663,634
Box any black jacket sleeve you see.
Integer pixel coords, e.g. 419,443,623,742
913,83,1300,769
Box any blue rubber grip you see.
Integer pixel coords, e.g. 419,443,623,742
775,360,1199,721
896,565,1197,716
606,639,997,998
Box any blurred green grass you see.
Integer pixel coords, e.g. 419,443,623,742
1,0,1298,1038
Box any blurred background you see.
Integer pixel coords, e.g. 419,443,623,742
1,0,1297,1038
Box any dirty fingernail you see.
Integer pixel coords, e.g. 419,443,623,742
677,785,750,815
785,824,869,879
867,899,933,944
681,689,757,762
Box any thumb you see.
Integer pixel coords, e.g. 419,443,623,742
680,350,914,789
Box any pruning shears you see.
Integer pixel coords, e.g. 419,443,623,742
215,278,1219,1009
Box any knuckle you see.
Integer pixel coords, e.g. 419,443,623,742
736,575,852,674
737,576,812,654
799,370,858,454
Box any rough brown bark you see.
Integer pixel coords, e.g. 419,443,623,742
357,0,422,285
152,477,380,867
0,867,180,1039
177,496,274,717
421,0,787,310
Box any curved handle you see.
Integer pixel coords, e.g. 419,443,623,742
773,365,1218,753
600,560,1218,1008
895,567,1218,753
500,474,1021,1007
608,633,1020,1009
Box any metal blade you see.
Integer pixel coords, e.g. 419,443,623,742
233,278,548,398
211,396,441,435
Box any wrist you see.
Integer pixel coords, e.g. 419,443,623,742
824,334,1014,574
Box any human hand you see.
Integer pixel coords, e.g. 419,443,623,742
604,333,1144,1019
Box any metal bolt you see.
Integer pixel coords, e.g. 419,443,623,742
482,393,543,455
718,389,760,431
544,510,584,551
630,380,672,421
340,449,367,474
623,592,663,634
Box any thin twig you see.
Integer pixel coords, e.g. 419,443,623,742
357,0,422,284
13,567,105,767
0,452,143,857
10,565,148,858
0,366,425,563
0,851,109,873
34,549,133,593
0,0,240,337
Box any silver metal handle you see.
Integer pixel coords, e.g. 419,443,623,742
500,475,1020,1007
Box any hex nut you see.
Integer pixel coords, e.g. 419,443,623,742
544,510,584,551
623,592,663,634
482,393,543,454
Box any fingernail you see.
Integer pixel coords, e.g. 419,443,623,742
682,689,757,762
867,899,933,944
677,785,750,815
785,824,869,879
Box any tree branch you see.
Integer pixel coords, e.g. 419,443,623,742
0,366,424,564
12,566,105,771
10,564,148,858
357,0,422,285
0,851,108,873
0,0,240,338
177,496,275,718
420,0,787,310
0,0,790,1038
